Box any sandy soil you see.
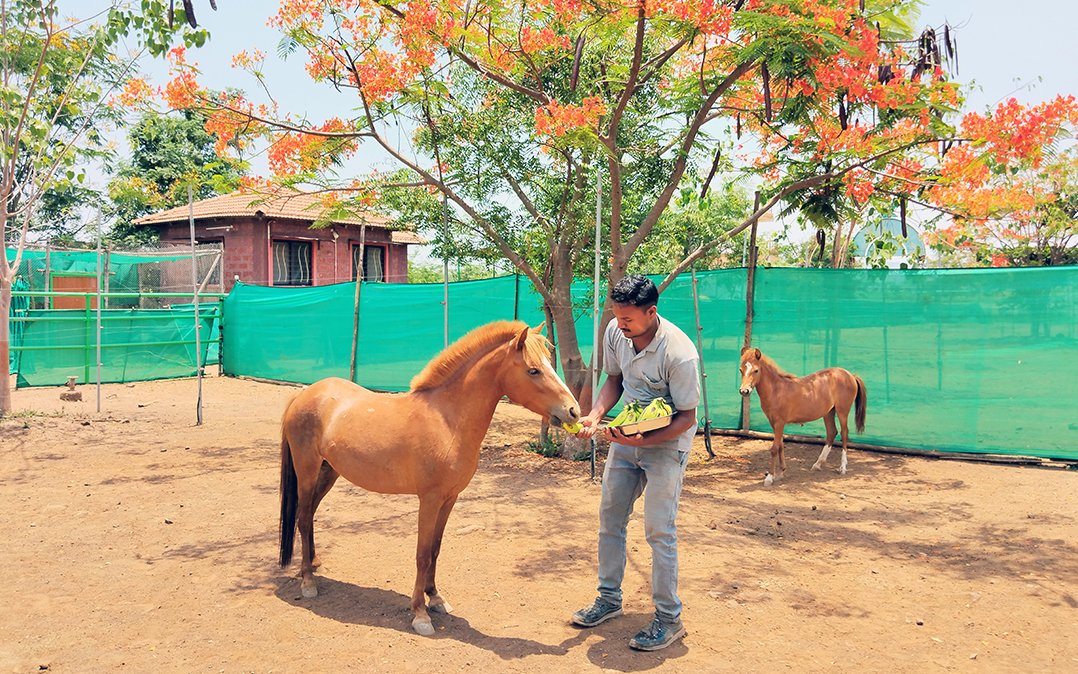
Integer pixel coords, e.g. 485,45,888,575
2,374,1077,674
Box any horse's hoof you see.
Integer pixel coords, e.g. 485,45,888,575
300,581,318,598
810,463,822,471
412,618,435,636
764,474,774,486
429,599,453,615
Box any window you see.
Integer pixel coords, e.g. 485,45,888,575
272,240,312,286
352,244,385,282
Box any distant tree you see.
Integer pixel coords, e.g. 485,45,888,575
107,112,246,243
928,106,1078,267
1,0,207,414
628,179,753,274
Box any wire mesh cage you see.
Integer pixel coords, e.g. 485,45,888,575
8,241,223,309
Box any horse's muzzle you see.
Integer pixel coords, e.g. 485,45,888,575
739,387,753,396
550,405,579,428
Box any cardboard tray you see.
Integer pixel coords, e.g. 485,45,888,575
605,413,674,435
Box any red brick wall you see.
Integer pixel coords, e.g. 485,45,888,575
157,217,411,291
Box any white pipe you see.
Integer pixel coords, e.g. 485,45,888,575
95,209,102,413
189,185,203,425
591,165,602,479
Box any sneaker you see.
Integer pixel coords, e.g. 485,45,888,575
628,617,686,651
571,598,623,627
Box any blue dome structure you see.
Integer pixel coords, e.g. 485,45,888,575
851,216,925,259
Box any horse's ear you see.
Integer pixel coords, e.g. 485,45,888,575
740,346,750,355
754,348,761,360
531,322,545,335
515,326,530,351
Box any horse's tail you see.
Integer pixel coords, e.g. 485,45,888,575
853,374,867,434
279,398,299,568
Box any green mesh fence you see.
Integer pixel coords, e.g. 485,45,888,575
221,266,1077,459
8,277,29,371
222,276,555,390
744,267,1078,459
13,305,218,388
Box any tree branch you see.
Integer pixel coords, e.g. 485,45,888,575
603,5,646,140
622,59,757,261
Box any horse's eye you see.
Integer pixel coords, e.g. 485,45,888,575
528,368,540,376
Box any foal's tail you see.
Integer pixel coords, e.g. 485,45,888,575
853,375,867,434
279,419,298,568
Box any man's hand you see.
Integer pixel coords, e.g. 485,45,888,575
573,414,603,440
604,424,646,446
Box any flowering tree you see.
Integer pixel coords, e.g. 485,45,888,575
167,0,980,401
925,96,1078,266
0,0,206,414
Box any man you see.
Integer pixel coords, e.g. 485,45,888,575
572,274,701,651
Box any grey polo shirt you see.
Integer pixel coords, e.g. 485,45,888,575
602,314,701,452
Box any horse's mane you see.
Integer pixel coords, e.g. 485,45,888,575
410,320,551,391
743,350,798,380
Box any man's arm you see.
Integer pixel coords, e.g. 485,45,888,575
574,374,624,440
605,407,697,447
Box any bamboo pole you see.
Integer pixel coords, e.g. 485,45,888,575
741,190,761,430
349,221,367,383
188,185,203,425
442,195,449,349
705,427,1072,467
691,261,714,459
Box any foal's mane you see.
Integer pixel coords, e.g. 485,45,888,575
410,320,551,391
745,350,798,380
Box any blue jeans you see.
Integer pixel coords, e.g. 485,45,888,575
596,443,690,623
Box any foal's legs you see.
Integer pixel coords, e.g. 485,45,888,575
765,422,786,486
835,405,851,475
411,493,450,636
309,461,340,569
296,460,340,598
812,410,838,471
425,494,459,616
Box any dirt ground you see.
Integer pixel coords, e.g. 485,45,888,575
2,374,1078,674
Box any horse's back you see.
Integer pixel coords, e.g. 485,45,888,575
817,367,860,410
282,377,447,495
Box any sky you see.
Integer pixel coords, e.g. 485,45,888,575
65,0,1078,247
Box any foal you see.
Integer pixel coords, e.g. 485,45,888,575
739,347,866,486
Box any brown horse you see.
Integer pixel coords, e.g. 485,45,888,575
279,321,579,636
739,347,866,486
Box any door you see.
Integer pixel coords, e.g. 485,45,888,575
51,273,98,309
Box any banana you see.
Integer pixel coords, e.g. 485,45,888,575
562,421,583,434
608,403,637,427
638,398,673,420
607,405,633,427
607,400,667,428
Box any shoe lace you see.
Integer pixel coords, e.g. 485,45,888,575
643,618,666,639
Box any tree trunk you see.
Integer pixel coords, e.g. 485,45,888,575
548,244,586,397
1,273,12,415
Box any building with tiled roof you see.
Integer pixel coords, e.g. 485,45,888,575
134,190,425,291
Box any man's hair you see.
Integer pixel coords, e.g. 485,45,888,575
610,274,659,308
